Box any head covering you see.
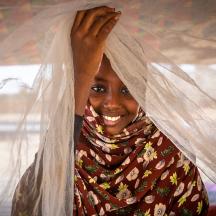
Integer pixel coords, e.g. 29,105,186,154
0,1,216,215
74,103,208,215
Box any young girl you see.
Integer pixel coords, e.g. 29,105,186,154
11,6,209,216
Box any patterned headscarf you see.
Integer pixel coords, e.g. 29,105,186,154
74,103,208,215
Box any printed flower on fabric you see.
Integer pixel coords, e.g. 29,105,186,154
174,182,184,197
77,150,87,160
87,191,99,205
76,150,87,166
105,154,112,162
135,178,140,189
197,201,203,215
135,138,146,146
137,157,144,163
135,209,151,216
122,157,130,166
155,159,165,170
99,207,105,216
100,173,108,180
102,145,110,153
75,187,82,208
123,128,130,136
145,195,155,204
106,144,119,150
143,170,152,178
126,196,137,204
157,136,163,146
124,147,132,154
86,116,95,122
96,124,104,134
126,167,139,181
143,142,157,162
191,194,200,202
101,136,116,143
144,209,151,216
144,125,153,135
116,182,132,200
90,105,99,117
90,149,96,157
197,175,202,191
167,157,175,167
95,154,105,165
176,152,188,168
185,181,196,197
115,175,124,184
105,203,111,211
89,177,96,184
76,159,83,167
143,161,149,169
95,139,105,148
100,182,110,190
161,170,169,181
114,168,122,175
183,160,190,175
178,195,187,207
151,130,160,138
154,203,166,216
170,172,178,186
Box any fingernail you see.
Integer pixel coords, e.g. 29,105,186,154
114,13,121,20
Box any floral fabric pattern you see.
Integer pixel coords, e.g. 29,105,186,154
73,104,209,215
11,104,209,216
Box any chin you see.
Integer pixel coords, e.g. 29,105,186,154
105,126,124,136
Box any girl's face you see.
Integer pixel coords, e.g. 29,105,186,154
89,55,139,135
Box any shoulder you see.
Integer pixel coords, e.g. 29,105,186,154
11,154,42,216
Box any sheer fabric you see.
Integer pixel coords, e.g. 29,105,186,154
0,0,216,215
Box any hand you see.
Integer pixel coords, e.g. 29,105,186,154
71,6,121,116
71,6,121,78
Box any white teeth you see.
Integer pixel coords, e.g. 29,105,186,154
103,115,121,121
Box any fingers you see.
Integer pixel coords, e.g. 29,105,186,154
97,13,121,41
71,10,86,33
71,6,121,46
79,6,114,33
89,11,121,36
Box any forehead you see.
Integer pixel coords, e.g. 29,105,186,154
95,55,123,84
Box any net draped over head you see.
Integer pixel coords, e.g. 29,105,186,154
0,0,216,215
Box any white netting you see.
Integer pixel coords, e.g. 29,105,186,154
0,0,215,215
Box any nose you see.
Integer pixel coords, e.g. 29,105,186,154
103,91,121,110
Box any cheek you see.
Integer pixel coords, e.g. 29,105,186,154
88,95,103,111
126,100,139,116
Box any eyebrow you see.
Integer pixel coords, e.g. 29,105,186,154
94,76,107,82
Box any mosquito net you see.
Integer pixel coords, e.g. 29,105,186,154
0,0,216,215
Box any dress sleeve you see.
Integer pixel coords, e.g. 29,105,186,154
74,114,83,150
167,159,209,215
10,154,42,216
11,115,83,216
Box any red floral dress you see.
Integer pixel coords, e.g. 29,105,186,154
74,104,209,215
11,104,209,216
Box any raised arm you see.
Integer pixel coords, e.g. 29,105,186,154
11,7,121,215
71,6,121,116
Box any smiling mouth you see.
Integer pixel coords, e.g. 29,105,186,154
102,115,122,126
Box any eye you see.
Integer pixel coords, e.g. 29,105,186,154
91,85,106,93
121,87,130,95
